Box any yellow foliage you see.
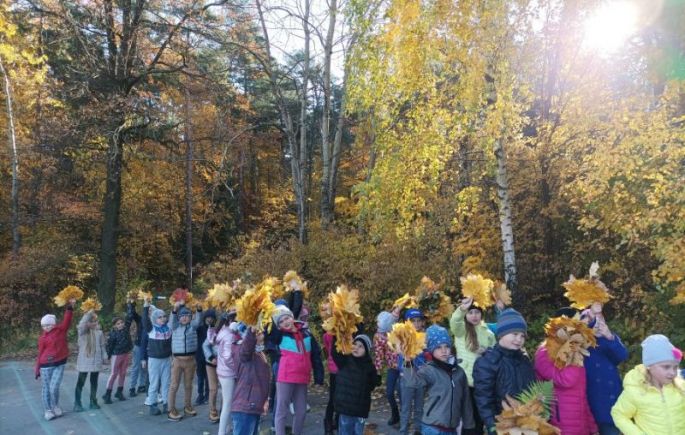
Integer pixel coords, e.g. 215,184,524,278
235,284,276,331
460,273,495,309
321,285,364,354
388,319,426,359
80,297,102,313
283,270,309,298
53,285,84,307
544,316,596,369
415,276,454,323
393,292,418,309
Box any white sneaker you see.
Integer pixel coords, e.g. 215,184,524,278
44,410,55,421
289,402,294,415
53,406,63,417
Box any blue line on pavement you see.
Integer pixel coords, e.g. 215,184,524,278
8,362,57,435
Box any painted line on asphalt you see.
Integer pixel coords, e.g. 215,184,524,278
7,362,57,435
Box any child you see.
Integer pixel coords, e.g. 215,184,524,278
232,326,271,435
534,313,598,435
127,299,149,397
271,304,324,435
472,308,536,434
167,301,202,421
195,308,216,406
103,313,133,403
36,298,75,421
141,299,172,416
580,305,628,435
449,297,496,435
323,330,339,435
399,308,427,435
202,324,220,423
611,334,685,434
332,334,381,435
373,306,401,427
75,310,108,411
403,325,475,435
211,310,239,435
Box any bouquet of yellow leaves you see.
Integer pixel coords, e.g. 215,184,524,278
80,297,102,313
393,293,418,310
235,284,276,332
283,270,309,298
388,320,426,360
204,283,236,310
54,285,84,307
319,300,332,320
495,381,560,435
493,280,513,306
256,276,286,302
169,288,195,308
544,316,596,369
563,262,611,309
460,273,495,309
322,285,364,354
415,276,453,323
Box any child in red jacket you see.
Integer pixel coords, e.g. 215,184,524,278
36,298,75,421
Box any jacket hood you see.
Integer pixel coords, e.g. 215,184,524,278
202,309,217,321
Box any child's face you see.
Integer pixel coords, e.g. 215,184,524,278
114,319,125,330
42,324,55,332
648,361,679,388
155,314,167,326
410,317,425,332
432,343,452,362
498,331,526,350
351,340,366,358
179,314,191,325
205,317,215,327
278,315,295,331
89,316,99,328
466,309,482,325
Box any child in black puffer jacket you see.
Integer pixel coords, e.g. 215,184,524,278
103,312,134,403
332,334,381,435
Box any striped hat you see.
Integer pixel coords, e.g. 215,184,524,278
496,308,527,339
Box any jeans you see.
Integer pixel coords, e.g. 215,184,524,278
400,378,424,434
218,376,236,435
598,423,621,435
129,344,148,389
144,356,171,406
421,423,458,435
386,367,401,409
195,353,208,399
232,411,261,435
40,364,65,412
338,414,365,435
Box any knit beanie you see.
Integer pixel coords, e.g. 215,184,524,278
151,308,166,324
178,307,192,317
274,299,288,306
642,334,683,366
204,309,217,321
496,308,527,339
41,314,56,326
377,311,396,333
272,305,294,326
404,308,423,321
354,334,373,356
426,325,452,353
466,303,484,314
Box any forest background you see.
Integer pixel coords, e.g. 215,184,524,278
0,0,684,365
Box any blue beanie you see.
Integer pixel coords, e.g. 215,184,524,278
426,325,451,353
274,299,288,306
642,334,682,366
377,311,396,333
178,307,192,317
405,308,423,320
496,308,527,339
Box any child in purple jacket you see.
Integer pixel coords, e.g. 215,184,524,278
231,327,271,435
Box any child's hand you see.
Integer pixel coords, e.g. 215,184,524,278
68,298,77,306
460,297,473,311
174,301,182,310
590,302,603,315
495,299,505,311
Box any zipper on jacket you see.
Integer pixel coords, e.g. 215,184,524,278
450,371,455,426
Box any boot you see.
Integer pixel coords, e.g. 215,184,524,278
129,388,137,398
162,403,168,414
387,404,400,426
74,383,84,412
209,409,219,423
149,404,161,416
137,385,147,394
324,419,334,435
114,387,126,401
102,389,113,404
90,389,101,409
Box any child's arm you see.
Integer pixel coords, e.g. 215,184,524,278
77,312,91,336
57,304,75,333
401,363,433,389
239,329,257,363
170,308,178,329
534,346,583,387
610,390,642,435
288,289,303,320
449,304,468,338
100,331,108,362
141,304,151,332
597,333,629,365
202,336,215,364
190,306,202,329
472,357,498,432
106,331,114,360
331,337,350,369
35,337,44,379
309,333,325,385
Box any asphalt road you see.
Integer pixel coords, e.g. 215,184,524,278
0,360,395,435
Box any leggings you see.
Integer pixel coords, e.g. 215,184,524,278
106,353,130,389
218,376,236,435
275,382,307,435
206,364,218,414
324,373,337,429
40,364,65,411
76,371,99,401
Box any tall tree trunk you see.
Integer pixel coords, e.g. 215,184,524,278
296,0,311,243
98,125,124,314
493,137,519,303
319,0,338,226
0,58,20,257
183,86,194,290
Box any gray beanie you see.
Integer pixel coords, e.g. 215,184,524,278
151,308,166,324
376,311,396,333
354,334,373,356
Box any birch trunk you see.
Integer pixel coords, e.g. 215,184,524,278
0,58,20,257
183,85,194,290
319,0,338,226
493,137,518,297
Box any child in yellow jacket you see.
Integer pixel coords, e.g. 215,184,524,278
611,334,685,435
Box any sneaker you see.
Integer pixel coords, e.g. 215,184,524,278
149,405,161,416
44,410,55,421
167,408,182,421
137,385,147,393
184,406,197,416
129,388,137,397
53,406,63,417
209,409,219,423
289,402,295,415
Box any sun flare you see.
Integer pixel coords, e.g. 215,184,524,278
583,1,639,54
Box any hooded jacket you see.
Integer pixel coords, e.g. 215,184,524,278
35,306,73,377
271,322,324,385
76,311,108,373
534,345,598,435
231,329,271,415
403,358,475,430
170,308,202,356
472,344,536,431
332,338,381,418
210,324,238,378
195,309,216,361
106,314,133,358
449,306,496,386
142,305,172,360
611,365,685,435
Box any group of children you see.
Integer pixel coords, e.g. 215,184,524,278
36,289,685,435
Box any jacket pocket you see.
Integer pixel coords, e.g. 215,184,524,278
426,395,440,417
